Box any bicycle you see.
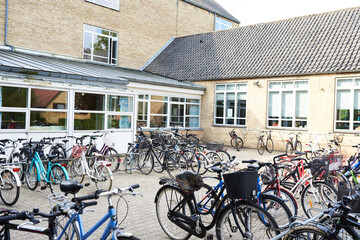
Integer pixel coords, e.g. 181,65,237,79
257,130,274,155
53,180,141,240
344,144,360,188
155,170,281,240
69,136,113,191
23,140,69,192
0,162,21,205
94,131,121,172
304,134,322,160
325,133,344,153
285,132,302,155
229,128,243,151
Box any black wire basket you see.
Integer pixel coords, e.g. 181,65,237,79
309,157,329,178
260,165,276,185
223,169,258,200
205,143,224,151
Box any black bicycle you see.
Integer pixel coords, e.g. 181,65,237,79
229,128,244,151
285,132,302,155
257,130,274,155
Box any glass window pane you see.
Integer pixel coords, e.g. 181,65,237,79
186,104,199,116
236,119,246,125
336,90,350,121
31,89,67,109
354,90,360,121
216,85,225,91
74,113,104,130
0,86,27,108
295,121,307,128
215,93,224,118
296,91,308,119
0,112,25,129
295,81,308,88
150,102,167,114
108,115,131,129
30,111,67,130
83,32,92,54
336,122,349,130
226,93,235,118
353,122,360,130
268,92,280,118
170,104,184,127
236,84,247,91
226,84,235,91
282,91,293,119
337,79,353,87
225,118,234,124
282,82,293,89
268,120,279,127
75,92,104,111
137,102,148,121
150,116,167,128
281,120,292,127
151,95,167,101
186,117,199,128
355,79,360,87
186,99,200,103
93,34,109,58
269,82,281,90
215,118,223,124
237,93,246,118
107,95,133,112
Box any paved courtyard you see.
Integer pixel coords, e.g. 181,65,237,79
10,147,284,239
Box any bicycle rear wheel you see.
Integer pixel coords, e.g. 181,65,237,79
155,185,193,240
216,201,280,239
266,138,274,153
260,194,292,229
283,225,340,240
25,161,39,191
165,153,188,179
285,142,294,155
69,158,85,183
137,151,154,175
0,169,20,206
257,138,265,155
105,147,120,172
94,165,112,191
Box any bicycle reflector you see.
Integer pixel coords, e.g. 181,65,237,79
12,167,20,172
106,163,112,167
61,163,67,167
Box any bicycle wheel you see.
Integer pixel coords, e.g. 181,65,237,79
266,138,274,153
231,137,243,151
260,194,292,229
187,153,200,173
137,150,154,175
196,152,209,175
25,161,39,191
257,138,265,155
301,181,337,218
295,141,302,153
155,185,193,240
205,151,221,164
216,201,280,240
69,158,85,183
165,152,188,179
54,211,80,240
0,169,20,206
263,187,298,217
278,166,297,190
50,165,68,185
195,183,216,228
153,147,165,173
285,142,294,155
105,147,120,172
283,225,339,240
305,143,313,160
325,172,352,196
216,150,231,162
94,165,112,191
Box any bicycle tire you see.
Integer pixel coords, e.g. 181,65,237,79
216,201,280,240
257,138,265,155
195,183,217,228
165,152,188,179
263,187,298,216
86,147,100,168
25,161,39,191
305,143,312,160
205,151,221,164
185,152,199,173
153,147,165,173
105,147,120,172
117,236,141,240
50,165,68,185
196,152,209,175
295,141,302,153
325,172,352,196
155,185,193,240
231,137,243,151
266,138,274,153
0,169,20,206
260,194,292,229
285,142,294,155
69,158,85,183
95,165,113,191
54,210,80,240
283,225,340,240
137,150,154,175
301,180,337,218
216,150,231,162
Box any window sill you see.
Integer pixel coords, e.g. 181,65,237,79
266,126,308,131
213,124,247,128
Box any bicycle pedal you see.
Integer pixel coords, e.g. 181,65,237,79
206,234,214,240
190,214,199,222
84,183,90,187
40,186,47,190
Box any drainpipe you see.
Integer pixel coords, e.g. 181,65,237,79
4,0,14,50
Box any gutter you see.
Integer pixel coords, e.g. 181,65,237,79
4,0,14,50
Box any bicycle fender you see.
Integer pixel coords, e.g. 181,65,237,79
154,184,181,203
52,163,70,180
0,169,21,187
258,192,284,203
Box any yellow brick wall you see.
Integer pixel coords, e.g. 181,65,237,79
195,73,360,156
1,0,238,69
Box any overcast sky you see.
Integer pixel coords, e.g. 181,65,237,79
216,0,360,26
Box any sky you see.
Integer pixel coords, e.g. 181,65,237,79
216,0,360,26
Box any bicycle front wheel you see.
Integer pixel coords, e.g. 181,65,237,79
155,185,193,240
50,165,68,185
165,153,188,179
285,142,294,155
257,138,265,155
25,161,39,191
0,169,20,206
105,147,120,172
260,194,292,229
283,225,340,240
295,141,302,153
205,151,221,164
216,201,280,239
69,158,85,183
137,151,154,175
94,165,113,191
266,138,274,153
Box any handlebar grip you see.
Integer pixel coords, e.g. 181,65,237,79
247,164,259,169
0,211,27,223
130,184,140,190
242,160,257,164
72,190,103,202
83,201,98,208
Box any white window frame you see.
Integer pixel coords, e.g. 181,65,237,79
215,16,232,31
334,77,360,131
83,24,118,65
85,0,120,11
267,80,308,129
214,83,247,127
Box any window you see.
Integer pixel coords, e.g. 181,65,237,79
0,86,27,129
215,17,232,31
83,24,118,64
335,78,360,131
267,81,308,129
85,0,119,11
215,83,247,126
137,95,200,128
74,92,105,130
107,95,133,129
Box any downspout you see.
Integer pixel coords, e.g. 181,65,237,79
4,0,14,50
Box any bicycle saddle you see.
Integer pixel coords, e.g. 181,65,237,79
60,180,83,195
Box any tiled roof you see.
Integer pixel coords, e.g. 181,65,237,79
144,7,360,81
185,0,239,23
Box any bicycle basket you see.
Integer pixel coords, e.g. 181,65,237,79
309,157,329,178
176,171,203,193
328,155,343,171
223,169,258,200
259,165,276,185
334,135,344,143
138,139,150,149
205,143,224,151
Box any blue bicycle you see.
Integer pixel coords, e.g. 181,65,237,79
23,140,69,191
54,180,141,240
